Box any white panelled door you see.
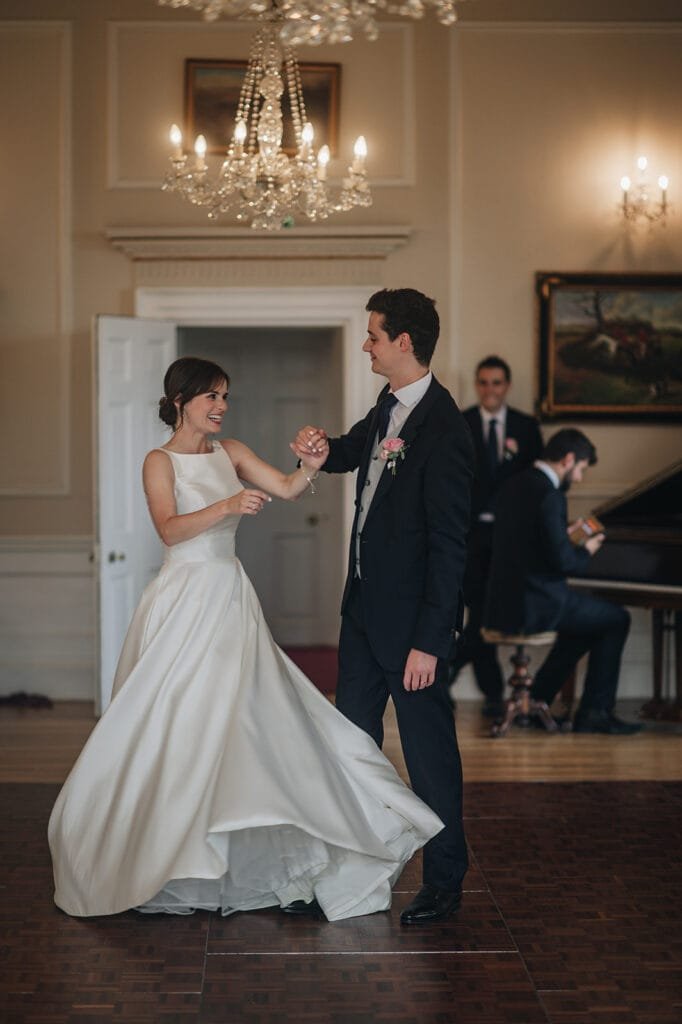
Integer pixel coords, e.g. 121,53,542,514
96,316,176,712
188,329,344,645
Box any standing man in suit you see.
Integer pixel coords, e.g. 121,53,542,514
450,356,543,715
293,288,474,924
485,428,641,735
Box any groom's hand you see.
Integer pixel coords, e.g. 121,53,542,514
403,649,438,691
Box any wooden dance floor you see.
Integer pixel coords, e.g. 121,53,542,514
1,701,681,1023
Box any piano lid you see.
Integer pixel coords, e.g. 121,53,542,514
593,457,682,531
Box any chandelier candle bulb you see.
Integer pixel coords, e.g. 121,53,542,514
637,155,648,172
169,123,183,160
194,134,207,170
317,145,330,181
234,119,247,156
300,121,314,159
352,135,367,172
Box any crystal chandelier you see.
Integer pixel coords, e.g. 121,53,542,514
619,156,670,227
163,25,371,229
158,0,465,46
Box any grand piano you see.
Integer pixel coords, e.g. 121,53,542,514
569,458,682,719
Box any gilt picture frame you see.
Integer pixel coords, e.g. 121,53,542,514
184,58,341,157
536,271,682,421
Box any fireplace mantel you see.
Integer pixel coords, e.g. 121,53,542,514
105,225,411,262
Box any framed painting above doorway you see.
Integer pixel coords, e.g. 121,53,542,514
536,271,682,421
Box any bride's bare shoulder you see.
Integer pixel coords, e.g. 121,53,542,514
143,448,174,477
221,438,252,463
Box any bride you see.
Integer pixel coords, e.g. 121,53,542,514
48,356,443,921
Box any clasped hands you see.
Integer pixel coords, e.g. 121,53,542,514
291,425,330,472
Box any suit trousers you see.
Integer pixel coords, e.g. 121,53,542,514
530,591,631,713
449,523,505,702
337,579,468,893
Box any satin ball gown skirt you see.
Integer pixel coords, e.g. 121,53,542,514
48,445,443,921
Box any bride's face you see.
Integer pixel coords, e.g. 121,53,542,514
180,378,229,434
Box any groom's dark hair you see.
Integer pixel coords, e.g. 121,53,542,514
366,288,439,367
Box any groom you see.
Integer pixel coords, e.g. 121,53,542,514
293,288,474,924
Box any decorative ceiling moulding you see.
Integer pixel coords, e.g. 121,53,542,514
105,225,412,261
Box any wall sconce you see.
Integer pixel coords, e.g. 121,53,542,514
620,156,669,226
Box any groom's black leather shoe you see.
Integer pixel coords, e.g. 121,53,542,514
400,885,462,925
572,708,643,735
280,898,324,919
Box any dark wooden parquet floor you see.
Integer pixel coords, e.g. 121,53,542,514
1,781,680,1024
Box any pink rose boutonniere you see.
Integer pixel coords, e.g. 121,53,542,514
380,437,408,475
503,437,519,461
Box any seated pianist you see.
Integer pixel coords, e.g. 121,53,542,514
484,427,642,735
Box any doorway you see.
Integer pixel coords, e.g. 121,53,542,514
178,325,344,645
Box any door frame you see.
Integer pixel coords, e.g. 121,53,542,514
135,285,380,578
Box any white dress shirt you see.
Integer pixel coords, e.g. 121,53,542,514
534,460,560,489
386,371,433,438
478,404,508,522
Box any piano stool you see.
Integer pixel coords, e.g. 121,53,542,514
480,628,570,738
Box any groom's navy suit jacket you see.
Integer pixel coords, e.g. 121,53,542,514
323,377,474,671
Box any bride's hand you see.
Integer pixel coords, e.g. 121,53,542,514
292,425,329,468
224,488,271,516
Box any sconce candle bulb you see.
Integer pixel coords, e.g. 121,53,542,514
618,159,669,227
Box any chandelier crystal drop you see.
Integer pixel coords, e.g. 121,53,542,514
157,0,465,46
162,26,372,229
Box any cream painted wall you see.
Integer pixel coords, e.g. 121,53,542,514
0,3,680,536
452,23,682,517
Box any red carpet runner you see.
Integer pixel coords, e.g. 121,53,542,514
282,646,338,695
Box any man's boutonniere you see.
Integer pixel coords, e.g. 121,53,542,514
503,437,519,462
380,437,408,475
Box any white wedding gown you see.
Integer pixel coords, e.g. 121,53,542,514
48,443,442,920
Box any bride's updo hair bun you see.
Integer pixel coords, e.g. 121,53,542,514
158,396,177,427
159,357,231,429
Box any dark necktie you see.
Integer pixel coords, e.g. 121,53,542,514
376,393,398,442
487,418,499,473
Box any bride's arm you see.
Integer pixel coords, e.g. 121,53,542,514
143,450,270,546
223,439,327,501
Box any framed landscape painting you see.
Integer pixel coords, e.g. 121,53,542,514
185,59,341,156
536,272,682,420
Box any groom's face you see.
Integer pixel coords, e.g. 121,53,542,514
363,311,403,379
